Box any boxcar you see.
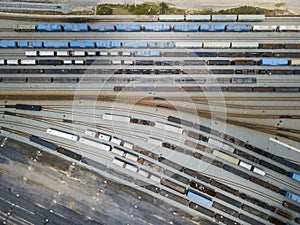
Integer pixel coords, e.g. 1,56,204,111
46,128,79,141
161,178,186,194
57,147,82,161
29,135,57,150
187,190,213,207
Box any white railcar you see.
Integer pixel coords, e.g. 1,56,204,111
63,60,72,65
103,113,131,123
149,174,161,183
238,14,265,22
155,122,183,134
111,147,124,156
239,161,252,171
253,167,266,176
123,60,134,65
185,15,211,22
72,51,85,57
110,52,120,56
87,51,97,56
39,51,55,56
124,152,138,161
176,41,203,48
122,52,131,56
253,25,277,32
208,138,235,152
231,42,259,48
278,25,300,32
159,15,185,22
148,137,162,146
56,51,69,56
211,14,237,22
20,59,36,65
0,59,5,65
111,137,122,145
79,137,111,151
74,60,85,65
6,59,19,65
125,164,138,172
25,51,37,56
46,128,79,141
112,158,125,167
203,42,231,48
138,169,149,178
85,129,97,138
112,60,122,65
291,59,300,65
99,52,109,56
98,132,111,141
123,142,134,150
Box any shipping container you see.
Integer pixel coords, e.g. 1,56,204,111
226,24,252,32
200,24,225,32
211,15,237,22
70,41,95,48
89,24,115,32
173,24,199,32
238,14,265,22
43,41,69,48
115,24,141,32
144,24,170,32
159,15,185,22
36,24,62,32
185,15,211,22
64,24,88,32
176,42,202,48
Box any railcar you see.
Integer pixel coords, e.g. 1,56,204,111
161,178,186,194
187,190,213,207
242,204,269,220
57,147,82,161
89,24,115,32
284,191,300,204
102,114,131,123
200,24,225,32
64,24,88,32
173,24,199,32
36,24,62,32
144,24,170,32
203,42,230,48
15,104,41,111
211,14,237,22
155,122,183,134
216,192,243,208
213,202,239,218
239,214,265,225
79,137,111,151
212,150,239,165
29,135,58,150
46,128,79,141
223,164,250,180
115,24,141,32
159,15,184,22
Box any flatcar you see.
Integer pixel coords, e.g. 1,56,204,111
46,128,79,141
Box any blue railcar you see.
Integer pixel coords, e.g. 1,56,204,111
284,191,300,204
36,24,62,32
115,24,141,32
89,24,115,32
200,24,225,32
29,135,58,150
27,41,43,48
43,41,69,48
123,41,148,48
95,41,111,48
290,173,300,182
148,41,175,49
134,50,161,57
187,190,213,207
260,58,289,66
17,41,28,48
111,41,122,48
144,24,171,32
226,24,252,32
64,24,89,32
70,41,95,48
173,24,199,32
0,41,17,48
